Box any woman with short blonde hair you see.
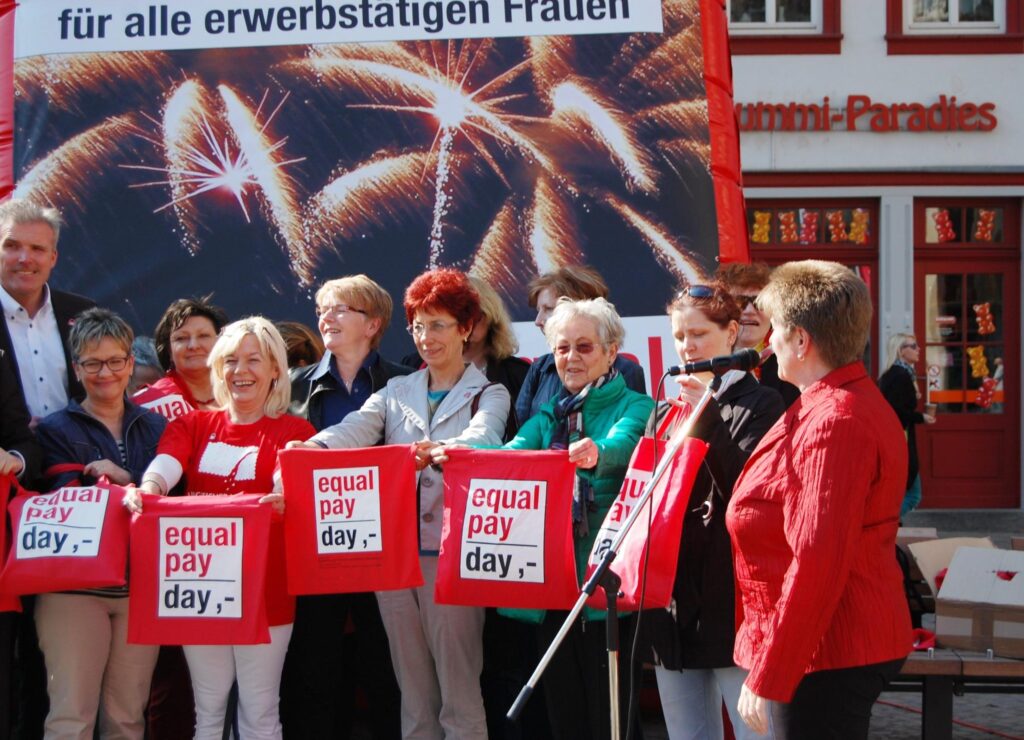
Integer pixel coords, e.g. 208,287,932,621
728,261,911,738
126,317,315,740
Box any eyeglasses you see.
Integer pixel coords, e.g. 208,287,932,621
407,320,458,337
554,342,604,356
901,342,919,350
77,356,130,374
734,294,759,309
676,285,715,300
315,304,368,319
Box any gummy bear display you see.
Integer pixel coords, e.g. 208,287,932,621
967,345,990,379
973,302,996,336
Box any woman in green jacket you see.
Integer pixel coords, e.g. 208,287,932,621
502,296,653,740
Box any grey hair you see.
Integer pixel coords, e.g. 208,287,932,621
68,307,134,359
132,336,162,370
544,297,625,349
0,199,63,244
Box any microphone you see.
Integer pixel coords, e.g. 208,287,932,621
668,348,762,376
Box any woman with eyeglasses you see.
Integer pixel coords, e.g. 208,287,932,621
124,317,315,740
282,275,410,739
879,333,935,517
440,296,653,740
289,268,509,740
644,284,784,740
34,308,166,739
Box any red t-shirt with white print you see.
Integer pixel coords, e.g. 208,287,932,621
158,409,315,625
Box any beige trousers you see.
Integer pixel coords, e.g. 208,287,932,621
35,593,159,740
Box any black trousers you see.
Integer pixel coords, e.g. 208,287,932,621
771,658,906,740
480,609,552,740
536,611,643,740
280,591,401,740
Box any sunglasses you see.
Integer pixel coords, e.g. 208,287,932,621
676,285,715,300
734,294,760,309
901,342,919,350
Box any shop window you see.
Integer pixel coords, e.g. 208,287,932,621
745,199,879,370
729,0,842,54
916,199,1018,248
887,0,1024,53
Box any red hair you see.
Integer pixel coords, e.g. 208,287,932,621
667,282,741,329
404,269,481,331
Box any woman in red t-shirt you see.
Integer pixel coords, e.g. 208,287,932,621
127,317,314,740
133,297,229,422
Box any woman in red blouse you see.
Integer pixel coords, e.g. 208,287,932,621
726,261,912,739
133,297,229,421
127,317,314,740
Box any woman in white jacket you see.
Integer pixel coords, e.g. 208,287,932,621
291,268,509,740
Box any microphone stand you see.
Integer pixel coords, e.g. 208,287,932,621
508,377,718,739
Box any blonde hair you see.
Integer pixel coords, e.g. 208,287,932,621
315,274,393,349
883,332,916,376
758,260,872,369
207,317,291,418
469,276,519,360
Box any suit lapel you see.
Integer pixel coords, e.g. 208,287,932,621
395,370,430,437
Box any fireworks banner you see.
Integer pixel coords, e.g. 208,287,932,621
0,0,746,357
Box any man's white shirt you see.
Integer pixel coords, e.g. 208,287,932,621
1,284,69,418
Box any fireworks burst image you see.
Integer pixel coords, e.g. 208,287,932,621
13,0,719,339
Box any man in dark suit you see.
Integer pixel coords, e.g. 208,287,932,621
0,199,95,740
0,199,94,426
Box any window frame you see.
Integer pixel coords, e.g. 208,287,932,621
729,0,843,54
886,0,1024,54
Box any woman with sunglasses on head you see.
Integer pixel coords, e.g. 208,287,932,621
289,268,509,740
33,308,166,739
125,317,315,740
879,333,935,517
644,284,784,740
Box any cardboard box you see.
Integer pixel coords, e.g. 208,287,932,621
935,547,1024,659
908,536,995,596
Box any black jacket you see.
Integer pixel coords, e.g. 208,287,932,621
879,364,923,489
289,352,414,431
646,373,784,670
0,288,96,405
1,349,41,486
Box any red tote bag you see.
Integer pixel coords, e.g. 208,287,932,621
436,449,578,610
128,494,271,645
584,434,708,611
0,474,131,596
279,446,423,595
0,476,20,611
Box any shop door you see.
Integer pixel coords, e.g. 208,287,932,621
915,262,1019,508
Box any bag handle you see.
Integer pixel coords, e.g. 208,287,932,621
41,462,113,488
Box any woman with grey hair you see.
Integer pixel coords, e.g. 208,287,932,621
474,296,652,740
124,317,315,740
34,307,166,739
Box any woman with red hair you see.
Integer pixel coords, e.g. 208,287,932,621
291,268,510,740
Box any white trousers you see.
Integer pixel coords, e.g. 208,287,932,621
655,665,773,740
376,556,486,740
183,623,293,740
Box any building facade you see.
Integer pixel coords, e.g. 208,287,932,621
730,0,1024,508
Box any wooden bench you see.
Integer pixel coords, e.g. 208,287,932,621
889,649,1024,739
